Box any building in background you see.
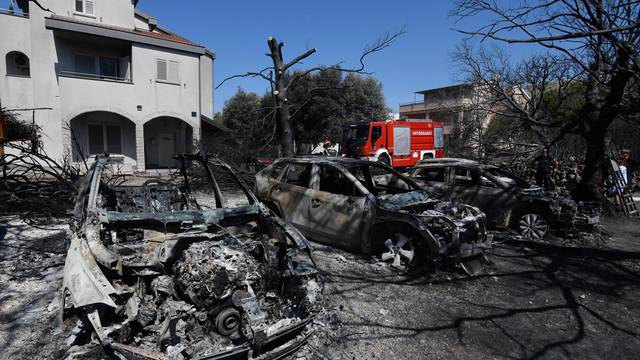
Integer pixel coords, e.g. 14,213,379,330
0,0,227,171
399,83,487,135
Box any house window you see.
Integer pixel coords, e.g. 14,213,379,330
75,0,95,15
74,54,96,75
5,51,30,76
74,54,121,79
88,124,121,155
99,57,119,78
156,58,180,83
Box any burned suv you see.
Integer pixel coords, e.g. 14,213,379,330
255,157,490,274
61,154,321,360
404,158,600,239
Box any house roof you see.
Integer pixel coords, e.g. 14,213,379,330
134,29,197,47
415,83,474,95
46,15,210,55
201,115,231,132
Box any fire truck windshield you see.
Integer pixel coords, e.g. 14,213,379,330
345,125,370,141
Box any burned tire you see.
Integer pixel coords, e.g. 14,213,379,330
379,233,416,271
377,153,391,166
517,213,549,240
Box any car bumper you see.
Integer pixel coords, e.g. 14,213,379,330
458,238,493,258
109,317,314,360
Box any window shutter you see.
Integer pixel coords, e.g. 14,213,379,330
85,0,94,14
75,0,83,12
157,59,167,81
168,61,179,83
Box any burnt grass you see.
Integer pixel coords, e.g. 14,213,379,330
0,216,639,359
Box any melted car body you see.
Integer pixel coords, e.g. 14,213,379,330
62,154,321,360
255,157,490,273
404,158,601,239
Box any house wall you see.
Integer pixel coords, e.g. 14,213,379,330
0,13,33,108
131,43,201,131
43,0,136,29
199,54,214,119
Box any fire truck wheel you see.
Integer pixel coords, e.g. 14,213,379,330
378,154,391,166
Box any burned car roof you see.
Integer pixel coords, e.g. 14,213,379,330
62,154,321,360
285,156,375,167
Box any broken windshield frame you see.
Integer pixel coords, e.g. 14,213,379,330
176,154,257,209
348,163,424,197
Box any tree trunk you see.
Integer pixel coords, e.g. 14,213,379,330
268,37,295,157
574,125,607,201
574,55,631,201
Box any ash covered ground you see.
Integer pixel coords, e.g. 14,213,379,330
1,215,639,360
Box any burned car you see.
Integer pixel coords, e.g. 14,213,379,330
255,157,490,274
404,158,601,240
61,154,321,360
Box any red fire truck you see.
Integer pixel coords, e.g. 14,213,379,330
341,120,444,167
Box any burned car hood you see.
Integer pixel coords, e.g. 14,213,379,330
377,190,439,210
377,190,486,224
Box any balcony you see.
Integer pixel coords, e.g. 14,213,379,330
53,30,132,85
58,70,132,84
399,101,427,117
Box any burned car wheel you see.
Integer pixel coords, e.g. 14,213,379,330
518,213,549,240
380,233,416,271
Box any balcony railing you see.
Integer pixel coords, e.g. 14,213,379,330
0,8,29,18
59,71,132,83
399,101,424,106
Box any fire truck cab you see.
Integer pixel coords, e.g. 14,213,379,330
341,120,444,168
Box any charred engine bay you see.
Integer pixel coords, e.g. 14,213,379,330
75,227,319,359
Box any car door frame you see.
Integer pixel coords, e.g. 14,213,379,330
304,163,372,252
268,161,315,235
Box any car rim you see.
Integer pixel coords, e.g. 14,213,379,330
380,234,415,270
518,213,548,240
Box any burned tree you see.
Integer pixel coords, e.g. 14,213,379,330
452,0,640,200
217,31,404,157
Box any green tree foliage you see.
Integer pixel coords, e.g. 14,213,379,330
217,72,389,161
287,70,389,149
205,89,276,165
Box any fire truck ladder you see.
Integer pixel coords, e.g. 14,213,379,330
608,156,639,217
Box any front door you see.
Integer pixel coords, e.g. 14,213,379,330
157,133,175,167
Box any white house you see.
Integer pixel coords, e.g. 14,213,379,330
0,0,227,171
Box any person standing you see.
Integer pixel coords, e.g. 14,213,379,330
620,149,638,189
610,155,628,209
535,147,555,190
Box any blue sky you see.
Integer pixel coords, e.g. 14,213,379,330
138,1,538,114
